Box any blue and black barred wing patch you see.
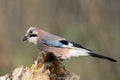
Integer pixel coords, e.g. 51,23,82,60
59,40,92,51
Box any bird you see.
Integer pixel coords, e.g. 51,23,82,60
22,27,117,62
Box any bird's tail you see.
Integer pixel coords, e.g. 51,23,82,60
88,52,117,62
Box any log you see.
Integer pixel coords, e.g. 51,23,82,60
0,51,80,80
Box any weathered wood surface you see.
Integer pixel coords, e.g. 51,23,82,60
0,51,80,80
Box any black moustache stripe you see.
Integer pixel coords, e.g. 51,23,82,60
30,34,37,37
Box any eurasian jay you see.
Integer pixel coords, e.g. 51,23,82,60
22,27,116,62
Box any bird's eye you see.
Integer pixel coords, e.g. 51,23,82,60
30,34,37,37
29,30,33,33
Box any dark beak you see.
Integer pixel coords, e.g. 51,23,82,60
22,36,28,41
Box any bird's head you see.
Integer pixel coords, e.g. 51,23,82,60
22,27,39,45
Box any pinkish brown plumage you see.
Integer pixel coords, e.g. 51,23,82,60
22,27,117,62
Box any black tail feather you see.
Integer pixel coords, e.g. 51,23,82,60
89,52,117,62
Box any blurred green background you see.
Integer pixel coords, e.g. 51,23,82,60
0,0,119,80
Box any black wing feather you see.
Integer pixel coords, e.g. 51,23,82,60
59,40,91,51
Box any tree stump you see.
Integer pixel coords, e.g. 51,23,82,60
0,51,80,80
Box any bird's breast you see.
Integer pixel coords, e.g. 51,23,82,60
37,42,70,59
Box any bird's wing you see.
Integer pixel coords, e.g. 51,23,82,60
42,40,117,62
59,40,92,50
42,39,91,50
42,39,64,47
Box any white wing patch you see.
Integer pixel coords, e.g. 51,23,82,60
62,45,82,50
68,42,73,46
